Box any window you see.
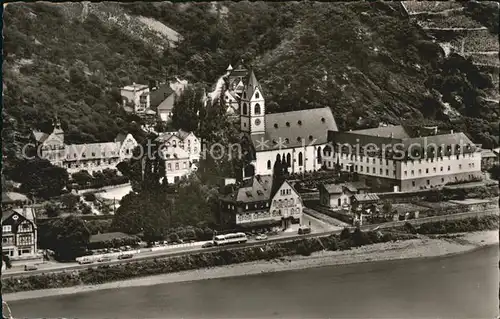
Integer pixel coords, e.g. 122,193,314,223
254,104,261,115
426,168,429,174
267,160,271,169
298,152,303,166
2,237,13,245
18,234,33,246
418,169,422,175
167,163,172,170
386,169,389,176
372,158,375,164
286,122,290,127
380,168,383,175
459,164,462,169
412,181,416,187
360,166,364,172
411,170,415,176
440,167,443,172
175,163,179,170
242,103,248,115
372,167,375,174
426,180,430,185
298,120,302,125
404,171,407,176
448,166,451,171
433,167,436,173
441,178,445,183
183,162,187,169
2,225,12,233
366,157,369,163
379,158,383,164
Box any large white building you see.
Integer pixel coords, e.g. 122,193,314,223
120,83,150,113
230,69,338,178
327,125,482,192
32,121,138,175
155,129,201,183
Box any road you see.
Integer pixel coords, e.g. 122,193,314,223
2,209,496,279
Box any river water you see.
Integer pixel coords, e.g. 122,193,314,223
8,245,499,319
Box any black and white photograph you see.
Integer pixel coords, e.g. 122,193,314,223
1,1,499,318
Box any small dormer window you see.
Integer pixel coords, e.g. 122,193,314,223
297,137,302,142
321,118,325,123
243,92,247,99
286,122,290,127
255,92,260,99
285,138,289,144
91,152,95,156
274,123,278,128
272,139,277,144
309,135,313,141
298,120,302,125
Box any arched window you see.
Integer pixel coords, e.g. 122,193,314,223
255,92,260,99
286,153,291,167
276,154,281,161
298,152,303,166
317,147,322,164
267,160,271,169
242,103,248,115
254,103,261,115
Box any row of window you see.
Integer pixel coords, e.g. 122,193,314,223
242,103,261,116
279,189,292,196
356,165,396,176
272,198,296,209
167,161,189,171
403,163,475,177
65,159,119,169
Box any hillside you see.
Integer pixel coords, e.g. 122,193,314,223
3,1,499,161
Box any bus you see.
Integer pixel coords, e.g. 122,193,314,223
214,232,248,246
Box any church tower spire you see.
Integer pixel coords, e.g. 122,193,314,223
240,69,265,135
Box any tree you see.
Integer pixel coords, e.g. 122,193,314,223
488,164,500,181
382,201,393,217
44,215,91,261
11,159,68,199
271,157,288,196
71,170,93,188
45,202,61,218
171,85,204,133
61,193,80,211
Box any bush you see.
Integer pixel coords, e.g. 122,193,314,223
83,193,97,202
340,227,351,241
404,222,417,234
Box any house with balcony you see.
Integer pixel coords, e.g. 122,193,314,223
219,175,303,231
120,83,150,113
2,206,40,264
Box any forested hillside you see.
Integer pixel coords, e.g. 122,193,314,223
3,1,499,158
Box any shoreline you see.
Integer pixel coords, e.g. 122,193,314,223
3,230,498,302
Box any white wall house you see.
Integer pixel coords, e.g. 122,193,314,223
120,83,150,113
328,126,482,192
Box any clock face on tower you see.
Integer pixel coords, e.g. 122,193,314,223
254,119,261,126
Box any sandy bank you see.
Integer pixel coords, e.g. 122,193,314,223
3,230,498,302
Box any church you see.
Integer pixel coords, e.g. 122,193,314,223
220,63,338,178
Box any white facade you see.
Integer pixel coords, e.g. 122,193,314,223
120,84,150,113
253,144,326,176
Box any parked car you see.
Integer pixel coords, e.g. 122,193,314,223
267,230,279,236
24,264,38,271
78,258,94,265
118,253,134,260
298,226,311,235
97,256,112,263
255,234,268,241
202,241,214,248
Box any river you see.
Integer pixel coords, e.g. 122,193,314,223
7,245,499,319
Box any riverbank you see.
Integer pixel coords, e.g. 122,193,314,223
4,230,497,302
